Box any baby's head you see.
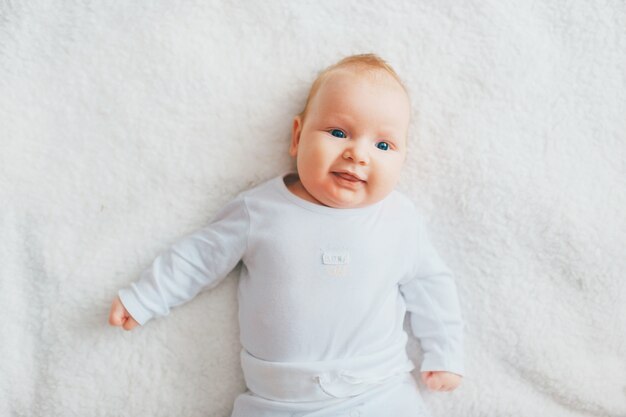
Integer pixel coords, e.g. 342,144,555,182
289,53,411,209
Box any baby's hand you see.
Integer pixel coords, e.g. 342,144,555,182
108,296,139,331
420,371,462,392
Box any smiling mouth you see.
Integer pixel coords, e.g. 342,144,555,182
332,172,366,184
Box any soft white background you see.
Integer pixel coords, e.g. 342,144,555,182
1,1,624,416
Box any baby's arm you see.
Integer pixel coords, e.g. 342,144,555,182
399,213,464,392
109,193,249,328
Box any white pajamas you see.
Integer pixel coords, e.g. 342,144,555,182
119,171,464,416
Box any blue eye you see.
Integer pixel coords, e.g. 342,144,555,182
330,129,346,138
376,142,390,151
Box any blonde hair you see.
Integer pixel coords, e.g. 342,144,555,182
298,53,407,121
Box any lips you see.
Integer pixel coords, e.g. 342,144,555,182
332,171,365,182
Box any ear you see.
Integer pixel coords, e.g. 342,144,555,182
289,116,302,157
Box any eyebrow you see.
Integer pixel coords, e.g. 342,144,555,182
377,126,402,138
324,113,355,125
324,113,399,133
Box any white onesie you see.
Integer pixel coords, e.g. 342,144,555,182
119,171,464,417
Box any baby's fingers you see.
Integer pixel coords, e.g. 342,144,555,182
109,298,125,326
421,372,437,390
122,316,139,331
420,371,432,385
108,297,139,330
426,378,444,391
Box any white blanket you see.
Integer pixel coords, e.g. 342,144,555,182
1,2,624,416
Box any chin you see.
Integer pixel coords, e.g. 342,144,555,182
329,198,368,209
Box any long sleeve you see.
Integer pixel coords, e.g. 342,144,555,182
398,215,464,376
118,193,250,326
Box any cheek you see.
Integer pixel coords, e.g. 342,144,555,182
370,157,404,185
302,139,336,166
296,147,326,180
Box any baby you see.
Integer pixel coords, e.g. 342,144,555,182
109,54,464,417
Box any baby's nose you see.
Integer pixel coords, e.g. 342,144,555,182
343,142,370,165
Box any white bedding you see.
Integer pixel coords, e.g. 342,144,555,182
1,2,624,416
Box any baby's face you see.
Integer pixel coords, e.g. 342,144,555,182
289,69,410,208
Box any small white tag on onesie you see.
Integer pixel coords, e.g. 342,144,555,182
322,250,350,265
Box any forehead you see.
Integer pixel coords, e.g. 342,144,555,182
309,69,410,125
318,67,407,101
